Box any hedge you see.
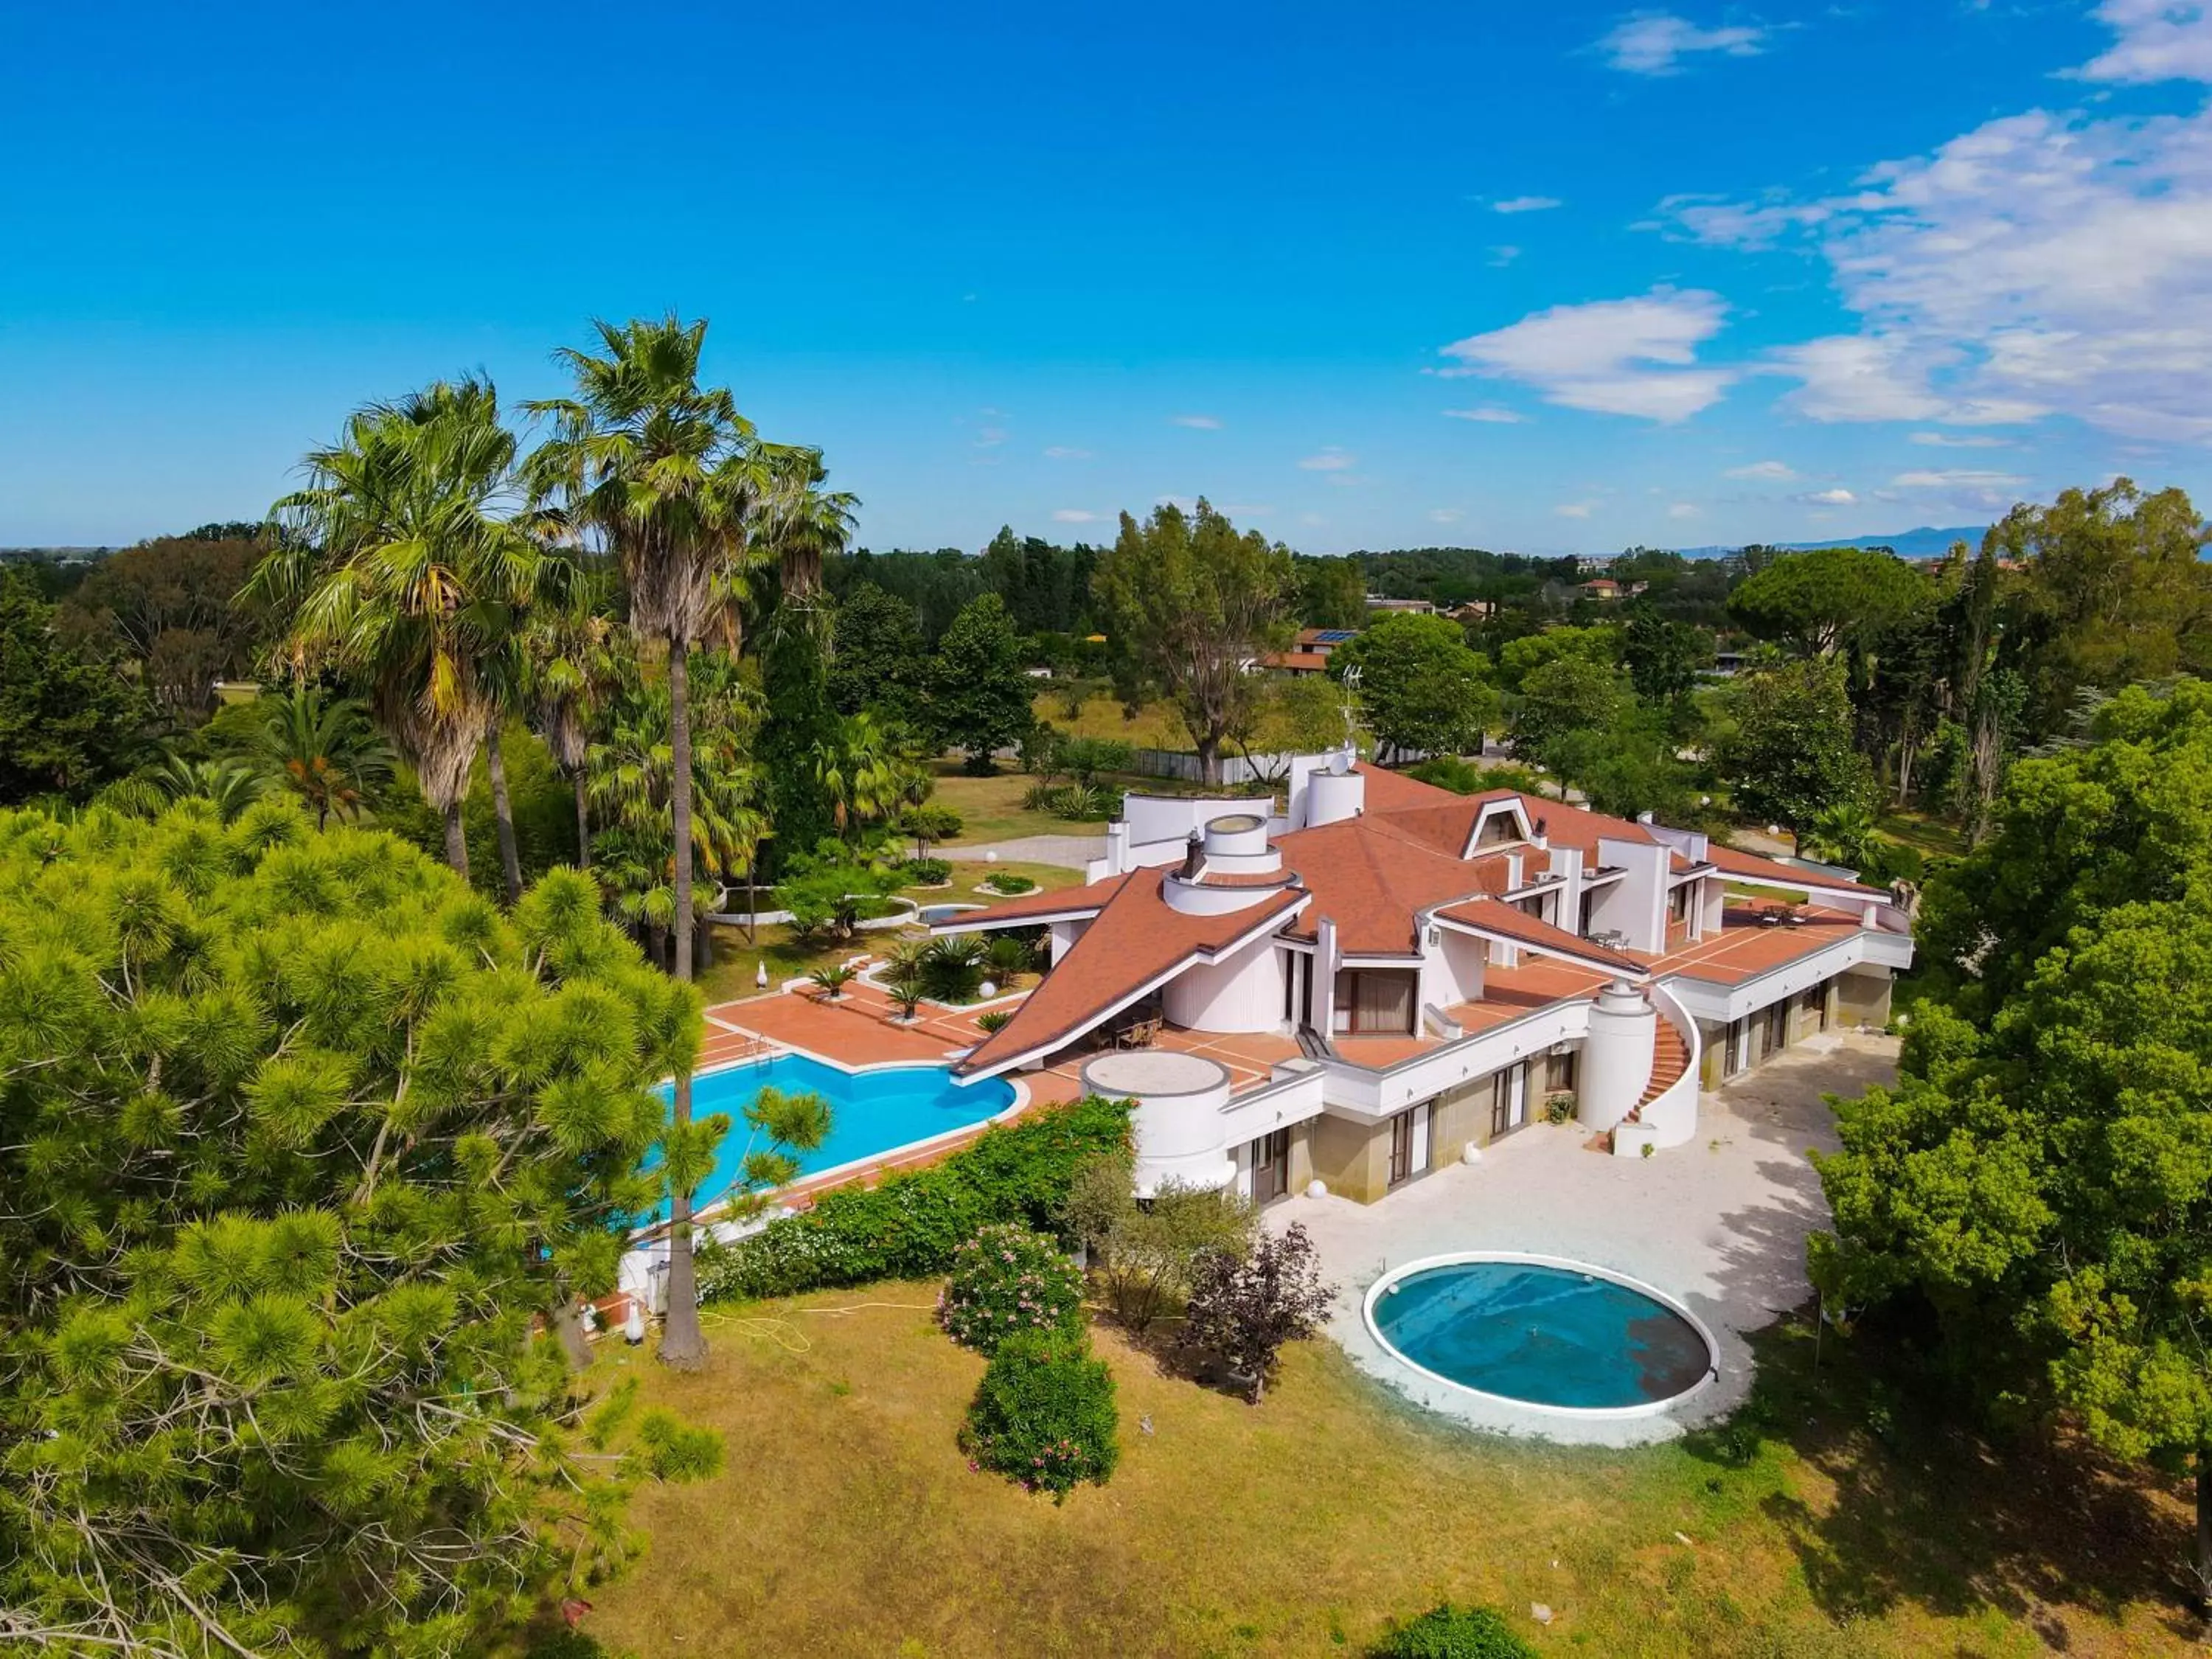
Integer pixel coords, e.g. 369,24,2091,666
1368,1604,1537,1659
695,1095,1130,1303
960,1326,1120,1500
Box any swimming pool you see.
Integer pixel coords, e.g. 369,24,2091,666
1366,1254,1714,1415
650,1053,1017,1220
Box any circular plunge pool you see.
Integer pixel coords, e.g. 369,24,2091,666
1365,1253,1716,1416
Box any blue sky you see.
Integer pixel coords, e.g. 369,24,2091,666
6,1,2211,554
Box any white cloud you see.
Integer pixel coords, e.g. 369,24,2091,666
1170,414,1222,430
1554,501,1597,518
1666,502,1700,519
1429,507,1467,524
1489,244,1522,267
1910,431,2013,448
2079,0,2212,85
1891,469,2028,489
1437,288,1735,422
1597,12,1766,75
1443,406,1528,424
1797,487,1857,505
1051,509,1101,523
1043,445,1092,460
1725,459,1798,480
1298,447,1357,471
974,426,1007,448
1493,195,1562,213
1662,42,2212,442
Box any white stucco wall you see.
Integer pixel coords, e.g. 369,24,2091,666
1163,933,1288,1034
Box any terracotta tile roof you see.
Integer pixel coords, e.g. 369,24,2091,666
931,873,1131,929
954,872,1307,1076
1435,895,1652,975
1265,651,1330,672
1705,843,1887,900
1273,819,1511,955
1654,905,1865,985
1351,760,1467,815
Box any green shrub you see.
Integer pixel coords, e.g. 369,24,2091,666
960,1326,1119,1500
695,1096,1130,1302
982,872,1037,895
902,855,953,885
975,1009,1013,1034
1368,1604,1537,1658
938,1222,1085,1354
526,1631,608,1659
898,804,964,852
922,932,989,1001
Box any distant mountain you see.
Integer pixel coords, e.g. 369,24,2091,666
1673,525,1986,560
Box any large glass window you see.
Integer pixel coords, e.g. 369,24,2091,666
1332,969,1416,1035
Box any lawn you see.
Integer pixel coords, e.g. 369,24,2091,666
582,1293,2196,1658
928,760,1237,847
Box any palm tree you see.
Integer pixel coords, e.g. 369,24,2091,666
141,753,268,823
525,316,765,1371
816,710,914,840
258,685,394,829
754,443,858,605
521,562,616,868
251,377,543,881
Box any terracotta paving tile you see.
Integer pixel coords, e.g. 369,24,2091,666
1655,908,1860,986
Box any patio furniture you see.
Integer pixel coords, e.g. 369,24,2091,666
1117,1017,1162,1049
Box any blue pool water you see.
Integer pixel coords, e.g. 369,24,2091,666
651,1054,1015,1220
1370,1260,1711,1410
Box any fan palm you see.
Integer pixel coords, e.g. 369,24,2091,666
251,377,544,880
525,316,768,1369
259,684,394,829
143,753,268,823
521,561,617,867
817,710,916,839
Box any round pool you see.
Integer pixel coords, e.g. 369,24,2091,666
1364,1253,1715,1416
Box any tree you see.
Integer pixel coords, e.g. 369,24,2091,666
1811,680,2212,1596
1992,479,2212,738
257,684,394,828
1332,612,1498,763
61,531,269,717
815,709,920,838
925,592,1033,772
1508,655,1630,775
1621,602,1712,710
520,563,617,868
526,316,762,1371
1728,546,1927,659
1495,624,1617,694
1719,657,1872,838
1183,1222,1335,1402
1091,500,1293,785
0,801,718,1658
1292,554,1367,629
254,376,546,883
0,570,153,801
753,448,860,861
829,582,925,714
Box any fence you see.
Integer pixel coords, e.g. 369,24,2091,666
1122,747,1295,786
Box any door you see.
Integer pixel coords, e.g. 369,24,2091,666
1388,1107,1430,1187
1251,1129,1290,1203
1488,1067,1524,1138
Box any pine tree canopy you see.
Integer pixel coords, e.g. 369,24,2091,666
0,796,716,1658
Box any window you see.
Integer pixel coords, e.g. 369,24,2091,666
1488,1065,1525,1138
1670,883,1695,921
1332,969,1416,1035
1545,1047,1577,1095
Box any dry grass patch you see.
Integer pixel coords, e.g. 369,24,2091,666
582,1289,2197,1659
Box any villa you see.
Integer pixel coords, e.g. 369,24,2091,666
928,749,1912,1204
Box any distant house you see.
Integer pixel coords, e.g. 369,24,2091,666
1260,626,1358,677
1577,578,1646,602
1574,554,1615,576
1450,599,1495,623
1365,595,1436,616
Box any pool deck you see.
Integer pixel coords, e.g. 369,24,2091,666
1272,1033,1901,1447
694,981,1085,1211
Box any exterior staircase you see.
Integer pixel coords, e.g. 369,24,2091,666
1627,1021,1692,1121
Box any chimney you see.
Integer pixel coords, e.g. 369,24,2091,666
1180,830,1203,880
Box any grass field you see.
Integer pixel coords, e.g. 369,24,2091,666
582,1291,2197,1658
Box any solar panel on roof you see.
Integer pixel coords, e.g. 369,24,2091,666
1313,628,1357,643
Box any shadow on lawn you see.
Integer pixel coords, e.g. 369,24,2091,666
1686,1315,2201,1649
1680,1048,2202,1647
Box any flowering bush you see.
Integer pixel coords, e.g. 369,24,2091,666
938,1222,1084,1354
959,1326,1119,1500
